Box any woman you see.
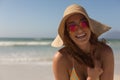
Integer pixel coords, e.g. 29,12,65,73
51,4,114,80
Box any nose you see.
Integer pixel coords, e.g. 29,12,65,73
76,25,83,33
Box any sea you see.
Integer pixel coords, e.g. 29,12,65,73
0,38,119,73
0,38,60,64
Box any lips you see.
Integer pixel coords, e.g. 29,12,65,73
75,33,87,40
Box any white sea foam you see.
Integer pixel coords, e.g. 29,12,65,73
0,41,51,46
0,57,53,64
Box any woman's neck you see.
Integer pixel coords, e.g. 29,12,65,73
78,42,92,53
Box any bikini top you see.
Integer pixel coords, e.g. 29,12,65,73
70,59,100,80
70,58,80,80
70,67,80,80
70,66,100,80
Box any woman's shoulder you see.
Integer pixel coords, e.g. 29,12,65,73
100,44,113,55
99,44,114,62
53,47,72,67
52,48,73,79
53,47,68,60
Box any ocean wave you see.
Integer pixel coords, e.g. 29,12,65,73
0,57,52,64
0,41,51,46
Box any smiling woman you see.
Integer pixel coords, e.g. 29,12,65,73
51,4,114,80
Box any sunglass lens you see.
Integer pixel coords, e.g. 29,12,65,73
80,21,88,28
69,24,77,32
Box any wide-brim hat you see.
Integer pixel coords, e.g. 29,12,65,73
51,4,111,47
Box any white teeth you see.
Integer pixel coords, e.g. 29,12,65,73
75,33,86,40
76,33,85,37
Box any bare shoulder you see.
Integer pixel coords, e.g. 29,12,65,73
52,48,71,80
101,44,114,57
52,47,71,70
100,44,114,65
99,44,114,80
53,48,69,64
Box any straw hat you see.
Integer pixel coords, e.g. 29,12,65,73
51,4,111,47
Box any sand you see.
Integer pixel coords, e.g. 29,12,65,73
0,62,119,80
0,62,54,80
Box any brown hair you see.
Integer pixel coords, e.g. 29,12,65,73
63,24,105,68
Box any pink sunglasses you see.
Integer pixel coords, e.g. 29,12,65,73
67,20,89,32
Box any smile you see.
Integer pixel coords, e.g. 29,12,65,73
75,33,87,40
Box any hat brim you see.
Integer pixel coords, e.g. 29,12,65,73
51,6,111,47
51,34,63,47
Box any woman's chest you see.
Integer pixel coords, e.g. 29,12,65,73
69,61,88,80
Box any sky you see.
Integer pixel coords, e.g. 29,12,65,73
0,0,120,38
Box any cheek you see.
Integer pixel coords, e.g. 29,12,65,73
87,30,91,39
69,31,75,40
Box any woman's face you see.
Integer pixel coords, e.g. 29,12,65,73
66,14,91,46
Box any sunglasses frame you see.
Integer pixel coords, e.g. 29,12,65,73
67,20,89,32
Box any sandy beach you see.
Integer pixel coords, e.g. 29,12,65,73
0,62,54,80
0,62,119,80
